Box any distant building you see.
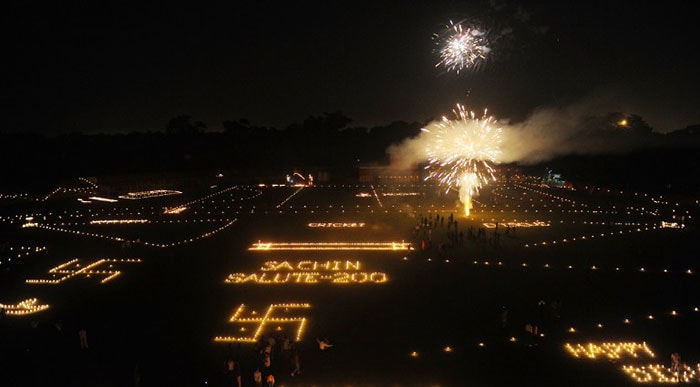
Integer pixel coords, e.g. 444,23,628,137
544,169,574,189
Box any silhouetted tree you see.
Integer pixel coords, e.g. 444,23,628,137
165,115,207,135
625,114,652,134
222,119,251,135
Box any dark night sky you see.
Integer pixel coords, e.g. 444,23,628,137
2,1,698,135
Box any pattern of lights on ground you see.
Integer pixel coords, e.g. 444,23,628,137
0,245,46,266
88,196,119,203
470,183,691,219
0,298,50,316
622,363,700,383
275,186,305,208
225,260,389,284
89,219,150,224
511,183,583,206
381,192,422,196
2,178,697,383
524,225,661,247
30,218,238,248
308,222,366,228
118,189,182,200
213,303,310,343
0,187,262,228
3,180,687,217
164,206,187,214
564,342,655,360
249,241,412,251
45,218,233,227
488,181,684,219
42,177,98,201
482,221,549,228
12,181,656,221
371,185,383,207
26,258,142,284
564,342,700,383
138,219,238,247
3,209,242,226
2,180,690,260
557,306,700,336
660,221,684,228
21,217,39,228
464,259,697,276
0,193,31,200
164,186,262,214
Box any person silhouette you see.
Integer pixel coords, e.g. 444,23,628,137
290,344,301,377
316,337,333,350
671,352,682,382
223,358,242,387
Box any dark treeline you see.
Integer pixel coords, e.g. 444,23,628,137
0,113,425,191
2,113,699,194
548,125,700,193
522,148,700,194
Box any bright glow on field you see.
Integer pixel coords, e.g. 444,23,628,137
249,242,412,251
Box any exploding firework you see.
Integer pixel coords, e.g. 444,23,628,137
434,20,490,73
423,104,502,216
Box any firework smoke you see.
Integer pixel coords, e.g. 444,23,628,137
387,93,680,181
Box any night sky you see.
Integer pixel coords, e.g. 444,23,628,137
2,1,698,135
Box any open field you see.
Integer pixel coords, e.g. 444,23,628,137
1,175,699,386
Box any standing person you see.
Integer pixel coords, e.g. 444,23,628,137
223,359,242,387
78,327,88,349
671,352,682,382
253,368,263,387
290,344,301,377
260,356,274,387
280,335,292,369
261,342,273,362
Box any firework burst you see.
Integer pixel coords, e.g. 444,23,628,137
423,104,502,216
434,20,490,73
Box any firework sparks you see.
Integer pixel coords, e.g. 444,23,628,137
434,20,490,73
423,104,502,216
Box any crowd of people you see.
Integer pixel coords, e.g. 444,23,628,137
218,334,332,386
413,212,515,259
